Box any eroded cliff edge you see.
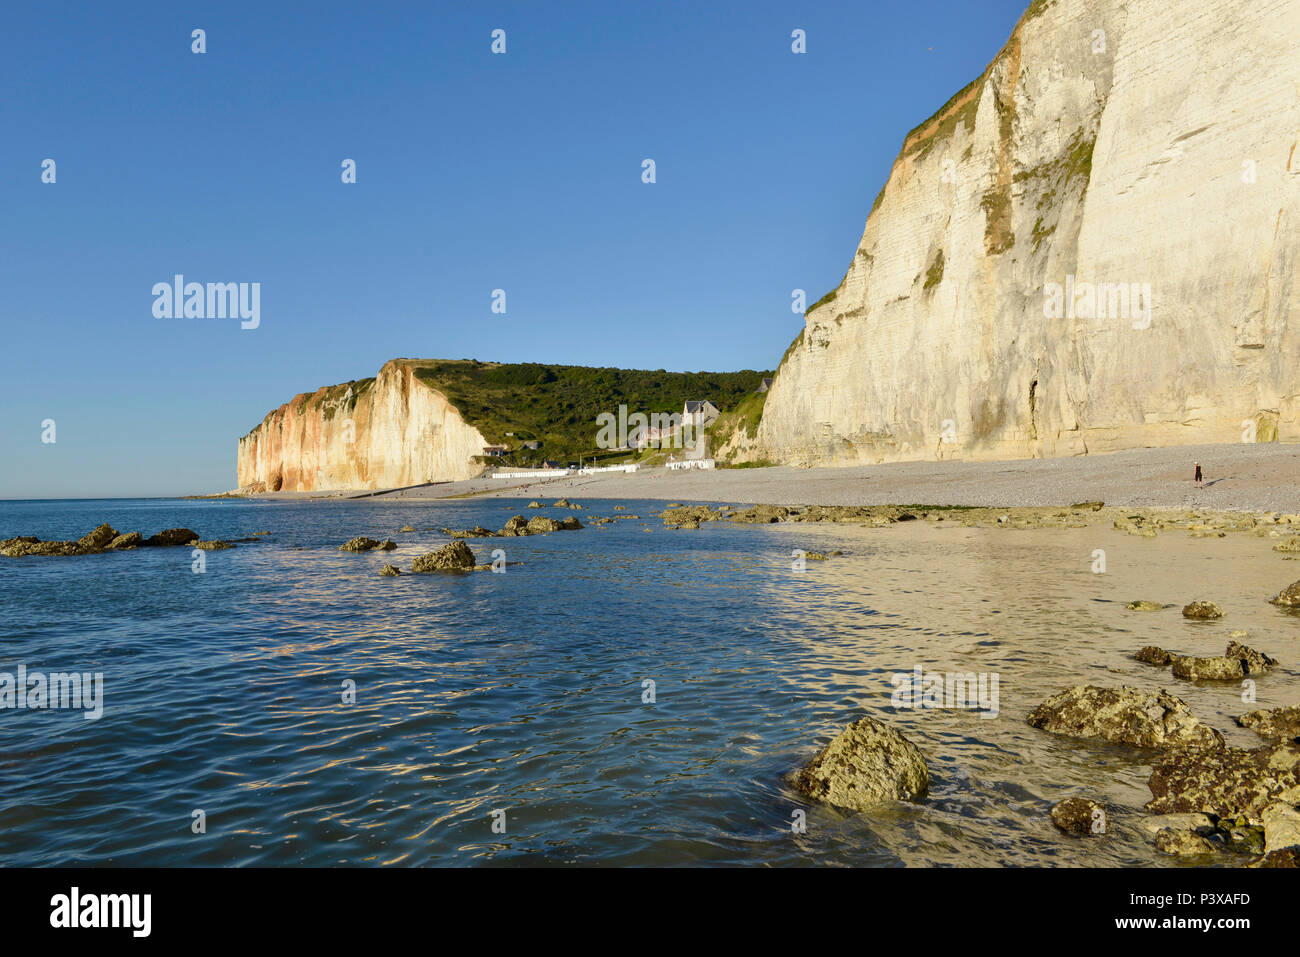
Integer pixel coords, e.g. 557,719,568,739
752,0,1300,466
237,360,490,491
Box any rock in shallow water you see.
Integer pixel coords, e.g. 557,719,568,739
1154,829,1219,857
1236,705,1300,742
379,564,401,577
1145,744,1300,824
789,716,929,810
411,540,476,572
1269,579,1300,607
1050,798,1107,836
1182,600,1224,620
1135,646,1172,665
77,523,119,549
1026,685,1223,750
145,528,199,547
1127,600,1166,612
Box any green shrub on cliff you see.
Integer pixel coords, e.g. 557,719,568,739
408,360,770,462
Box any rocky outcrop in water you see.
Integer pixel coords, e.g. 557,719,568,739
1050,798,1106,836
1181,601,1224,620
338,537,395,552
747,0,1300,467
1026,685,1223,749
411,540,477,572
1170,641,1278,681
2,525,201,557
1269,579,1300,607
1236,706,1300,743
790,716,930,810
1145,744,1300,824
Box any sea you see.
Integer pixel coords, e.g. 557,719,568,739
1,496,1294,866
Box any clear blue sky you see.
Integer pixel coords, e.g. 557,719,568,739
1,0,1029,498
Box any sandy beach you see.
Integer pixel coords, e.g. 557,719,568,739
243,442,1300,513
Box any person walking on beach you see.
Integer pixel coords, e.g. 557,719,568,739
1193,462,1203,488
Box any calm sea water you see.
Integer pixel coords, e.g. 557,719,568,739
1,497,1295,867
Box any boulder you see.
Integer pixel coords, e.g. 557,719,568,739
192,540,235,550
0,539,86,557
448,526,498,539
1154,829,1219,857
1269,580,1300,607
1273,536,1300,552
146,528,200,547
1026,685,1224,750
377,538,397,550
338,537,383,552
1262,802,1300,854
1171,655,1245,680
399,525,415,532
412,540,477,572
77,524,119,549
1182,601,1224,619
379,564,401,577
1250,847,1300,867
1226,640,1279,674
107,532,144,550
553,499,570,507
789,716,929,810
1145,744,1300,824
1050,798,1107,837
558,516,583,530
1139,812,1215,836
1236,705,1300,742
1127,600,1166,612
526,501,542,509
500,515,529,537
526,516,562,533
1135,646,1172,665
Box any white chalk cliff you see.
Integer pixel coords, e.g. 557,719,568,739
755,0,1300,465
237,360,490,491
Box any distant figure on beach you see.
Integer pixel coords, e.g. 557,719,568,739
1194,462,1203,488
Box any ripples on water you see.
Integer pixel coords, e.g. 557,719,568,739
0,497,1296,866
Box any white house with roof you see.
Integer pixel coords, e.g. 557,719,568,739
682,400,720,430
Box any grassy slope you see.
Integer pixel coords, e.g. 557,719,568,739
407,359,771,463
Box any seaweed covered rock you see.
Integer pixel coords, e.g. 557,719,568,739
411,540,476,572
1269,580,1300,607
107,532,144,550
1145,744,1300,824
789,716,929,810
338,536,383,552
1236,706,1300,743
379,564,401,577
192,540,235,550
500,515,529,537
1026,686,1223,750
526,516,562,533
77,524,119,549
1170,641,1278,681
1050,798,1107,837
146,528,200,547
1135,646,1172,665
1182,600,1224,620
1127,600,1166,612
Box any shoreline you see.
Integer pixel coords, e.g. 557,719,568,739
226,442,1300,513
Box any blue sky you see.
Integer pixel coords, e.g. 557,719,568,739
1,0,1030,498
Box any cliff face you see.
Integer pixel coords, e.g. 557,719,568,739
237,360,490,491
757,0,1300,466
